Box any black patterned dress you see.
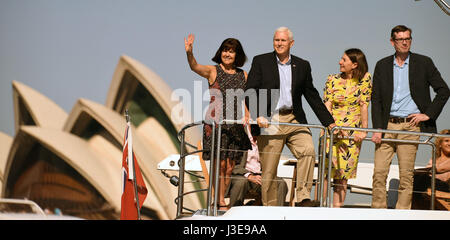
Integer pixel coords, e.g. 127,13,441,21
202,65,251,164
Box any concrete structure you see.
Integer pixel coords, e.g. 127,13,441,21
0,55,203,219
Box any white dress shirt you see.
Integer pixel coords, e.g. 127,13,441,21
275,55,293,111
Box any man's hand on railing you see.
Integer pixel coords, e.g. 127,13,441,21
371,132,383,144
257,116,269,128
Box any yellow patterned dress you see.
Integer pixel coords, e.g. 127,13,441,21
323,73,372,179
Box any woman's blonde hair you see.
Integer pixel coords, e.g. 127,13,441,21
435,129,450,157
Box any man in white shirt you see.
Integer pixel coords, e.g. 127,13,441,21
245,27,336,206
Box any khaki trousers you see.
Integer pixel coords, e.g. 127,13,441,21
257,113,315,206
372,121,420,209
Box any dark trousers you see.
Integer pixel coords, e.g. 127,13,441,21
228,175,288,207
413,173,450,193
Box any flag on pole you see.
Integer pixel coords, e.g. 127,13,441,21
121,119,148,220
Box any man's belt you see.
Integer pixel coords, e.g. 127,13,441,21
389,116,412,124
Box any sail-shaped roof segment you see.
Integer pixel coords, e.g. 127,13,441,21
0,132,13,188
105,55,201,147
4,126,119,204
12,81,67,133
64,98,182,218
3,126,121,218
106,55,174,123
1,56,205,219
104,55,204,212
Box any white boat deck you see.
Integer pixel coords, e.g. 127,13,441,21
162,154,449,220
184,206,450,220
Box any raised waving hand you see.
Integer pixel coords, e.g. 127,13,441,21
184,34,195,53
184,34,216,83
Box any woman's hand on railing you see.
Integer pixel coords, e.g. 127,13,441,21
328,123,349,137
241,115,251,126
353,131,367,142
328,123,337,134
339,129,350,138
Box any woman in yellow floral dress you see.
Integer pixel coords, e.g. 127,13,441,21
323,48,372,207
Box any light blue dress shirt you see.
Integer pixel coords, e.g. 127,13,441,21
275,55,293,111
390,54,420,117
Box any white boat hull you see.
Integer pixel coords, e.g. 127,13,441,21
183,206,450,220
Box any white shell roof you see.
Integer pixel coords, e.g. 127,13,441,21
12,81,67,132
4,126,120,209
0,132,13,185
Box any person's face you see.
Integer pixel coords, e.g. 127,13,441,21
221,48,236,66
390,31,412,55
440,138,450,156
273,31,294,56
339,54,357,76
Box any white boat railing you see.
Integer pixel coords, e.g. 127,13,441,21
326,126,450,210
0,198,47,217
176,120,450,218
176,120,328,218
212,120,327,217
176,120,209,217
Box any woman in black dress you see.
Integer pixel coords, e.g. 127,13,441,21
185,34,251,210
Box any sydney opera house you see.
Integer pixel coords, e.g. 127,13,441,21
0,55,204,220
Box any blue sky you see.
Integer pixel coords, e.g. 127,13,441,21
1,0,449,167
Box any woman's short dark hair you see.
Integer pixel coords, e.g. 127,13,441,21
344,48,368,81
211,38,247,67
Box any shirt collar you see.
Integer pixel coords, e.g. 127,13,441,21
393,53,410,67
276,55,291,65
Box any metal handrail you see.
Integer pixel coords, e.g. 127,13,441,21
327,126,450,210
175,119,327,217
176,120,450,218
212,119,328,216
176,120,217,218
177,120,205,150
0,198,47,217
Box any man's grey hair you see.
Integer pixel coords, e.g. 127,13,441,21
274,26,293,41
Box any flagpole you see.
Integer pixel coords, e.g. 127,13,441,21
125,109,141,220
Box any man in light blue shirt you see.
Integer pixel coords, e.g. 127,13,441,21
390,54,420,118
371,25,450,209
275,55,293,111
